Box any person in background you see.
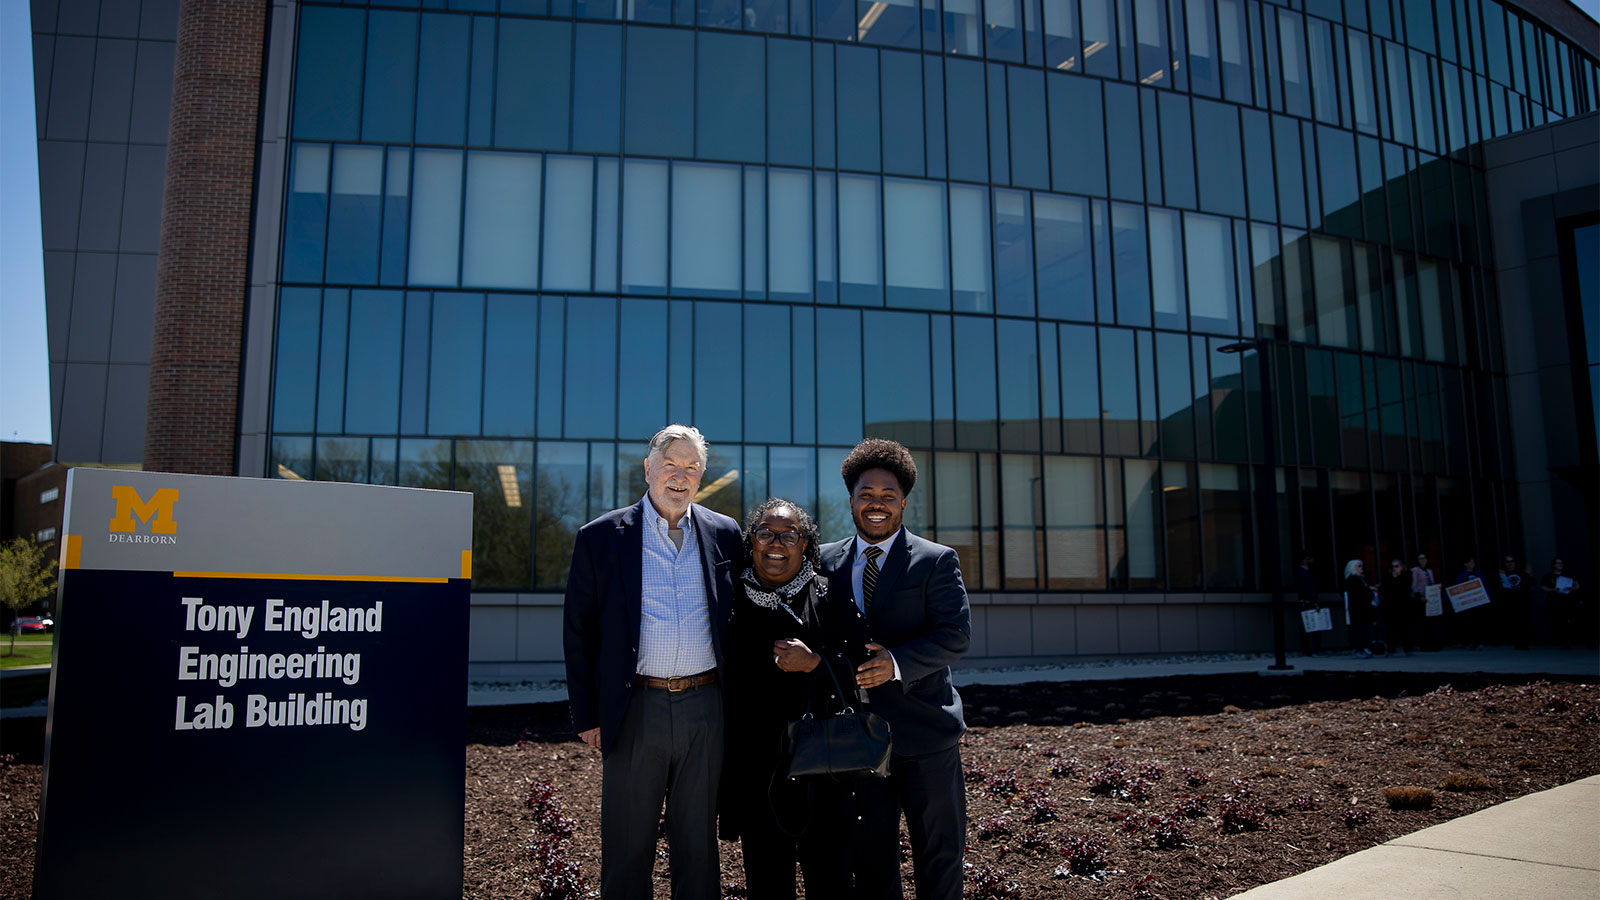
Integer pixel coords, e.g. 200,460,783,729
1380,559,1415,656
1410,553,1439,651
1497,554,1531,650
1295,552,1324,657
1343,559,1375,659
1540,558,1585,649
1455,557,1486,649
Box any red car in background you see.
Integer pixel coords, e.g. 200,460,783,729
13,616,53,634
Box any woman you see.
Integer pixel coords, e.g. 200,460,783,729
1540,558,1585,649
1380,559,1415,655
721,498,869,899
1343,559,1375,658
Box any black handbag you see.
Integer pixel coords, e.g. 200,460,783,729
782,653,892,780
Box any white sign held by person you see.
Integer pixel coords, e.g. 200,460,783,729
1424,584,1443,617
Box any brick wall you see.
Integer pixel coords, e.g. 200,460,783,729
143,0,268,475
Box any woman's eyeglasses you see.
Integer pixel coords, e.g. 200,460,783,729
752,528,803,548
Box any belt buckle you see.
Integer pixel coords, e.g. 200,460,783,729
666,675,687,692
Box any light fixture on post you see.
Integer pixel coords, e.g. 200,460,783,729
1217,339,1292,672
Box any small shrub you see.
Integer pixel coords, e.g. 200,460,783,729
1342,806,1372,828
1122,777,1156,802
1382,786,1435,810
1039,745,1060,758
1180,767,1210,787
524,779,558,811
1050,756,1082,779
1058,835,1111,876
0,753,15,771
1172,794,1208,818
966,864,1022,899
1021,784,1059,823
1088,758,1130,795
986,770,1020,796
1227,777,1252,798
1139,763,1166,781
1008,737,1029,750
1144,813,1190,849
975,814,1016,840
525,836,588,900
1018,826,1056,854
1218,797,1267,833
964,763,990,783
1291,794,1319,811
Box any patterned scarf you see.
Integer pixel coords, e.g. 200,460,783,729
739,560,825,627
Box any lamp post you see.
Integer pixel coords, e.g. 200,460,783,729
1218,339,1292,672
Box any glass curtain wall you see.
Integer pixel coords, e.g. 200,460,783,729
269,0,1595,593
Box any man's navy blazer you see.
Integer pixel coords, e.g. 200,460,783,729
819,530,971,755
562,499,743,756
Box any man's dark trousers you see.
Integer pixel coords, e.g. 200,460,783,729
852,746,966,900
601,683,722,900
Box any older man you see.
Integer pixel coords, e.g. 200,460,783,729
563,425,743,900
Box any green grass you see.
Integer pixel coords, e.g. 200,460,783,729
0,672,51,707
0,642,55,670
6,633,54,644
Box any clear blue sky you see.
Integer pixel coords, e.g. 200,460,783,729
0,1,1596,450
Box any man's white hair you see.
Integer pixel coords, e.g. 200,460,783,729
1343,559,1365,579
646,424,708,467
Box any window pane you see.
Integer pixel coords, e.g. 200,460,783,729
271,436,313,481
624,26,693,157
1164,461,1198,589
1192,98,1245,217
934,452,982,589
768,169,813,301
398,438,452,490
428,292,484,436
495,18,570,150
1044,454,1104,588
320,304,347,438
863,310,932,447
622,159,668,294
816,308,863,445
1123,458,1163,588
744,305,792,444
1311,235,1353,348
617,299,667,439
994,190,1034,317
415,14,469,146
1273,115,1307,227
400,292,430,435
458,440,534,589
816,173,837,304
482,294,537,437
1111,202,1150,327
283,144,328,283
565,297,618,439
694,301,741,439
1158,92,1197,210
573,23,623,154
273,288,321,434
535,442,586,589
1148,207,1186,330
1059,324,1100,454
345,290,403,434
379,149,409,286
671,163,741,297
1100,327,1138,456
462,152,541,290
1199,462,1247,588
881,49,925,177
1156,331,1194,459
315,436,369,483
595,159,620,292
1184,212,1236,334
1104,81,1142,202
1008,67,1049,189
953,316,998,450
408,150,463,287
950,184,991,313
1000,454,1041,588
997,319,1039,451
293,7,364,141
839,174,883,306
836,45,881,172
885,178,949,309
1034,193,1093,321
945,58,989,183
1048,72,1107,196
543,157,594,292
697,32,765,163
768,39,812,167
363,11,417,143
1240,110,1275,221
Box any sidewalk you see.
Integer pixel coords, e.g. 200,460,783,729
1230,775,1600,900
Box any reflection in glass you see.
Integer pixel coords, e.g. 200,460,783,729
1123,458,1162,589
1035,194,1093,321
315,436,370,483
463,152,541,289
671,163,741,297
271,436,313,482
534,442,585,589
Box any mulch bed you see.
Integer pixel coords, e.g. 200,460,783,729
3,670,1597,899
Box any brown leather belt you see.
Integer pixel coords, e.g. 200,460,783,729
633,670,718,692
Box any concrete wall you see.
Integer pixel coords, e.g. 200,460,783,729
1482,110,1599,599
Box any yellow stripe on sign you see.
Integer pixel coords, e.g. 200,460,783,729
173,571,448,583
460,550,472,579
61,534,82,570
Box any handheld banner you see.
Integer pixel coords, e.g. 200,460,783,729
35,470,472,900
1300,607,1333,633
1424,584,1443,617
1446,577,1491,613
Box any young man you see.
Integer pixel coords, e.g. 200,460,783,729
819,439,972,900
562,425,743,900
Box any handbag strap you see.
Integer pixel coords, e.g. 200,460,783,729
805,649,855,718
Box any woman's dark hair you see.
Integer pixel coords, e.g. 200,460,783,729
840,438,918,494
742,497,821,569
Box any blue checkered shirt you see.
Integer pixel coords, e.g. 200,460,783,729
635,494,717,678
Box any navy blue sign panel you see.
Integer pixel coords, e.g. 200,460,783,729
35,470,472,900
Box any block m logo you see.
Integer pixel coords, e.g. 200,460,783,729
109,486,180,535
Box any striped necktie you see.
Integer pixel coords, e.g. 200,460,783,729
862,545,884,614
